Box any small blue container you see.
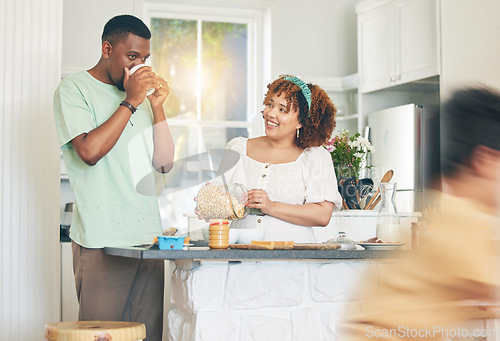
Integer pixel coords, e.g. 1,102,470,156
157,236,186,250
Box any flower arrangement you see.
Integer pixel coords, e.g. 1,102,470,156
324,129,375,178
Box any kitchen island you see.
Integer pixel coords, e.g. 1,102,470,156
104,246,406,260
105,246,408,340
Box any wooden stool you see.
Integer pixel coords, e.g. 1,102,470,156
451,306,500,341
45,321,146,341
455,305,500,320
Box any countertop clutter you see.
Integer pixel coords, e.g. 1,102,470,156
103,245,407,260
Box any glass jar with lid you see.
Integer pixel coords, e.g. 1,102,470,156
196,183,249,221
332,231,357,250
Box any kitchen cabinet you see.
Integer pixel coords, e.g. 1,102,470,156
357,0,440,93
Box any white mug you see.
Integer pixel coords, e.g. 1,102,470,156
129,64,155,96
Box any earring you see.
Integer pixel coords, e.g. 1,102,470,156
296,129,300,138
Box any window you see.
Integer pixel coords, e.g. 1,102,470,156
144,3,270,228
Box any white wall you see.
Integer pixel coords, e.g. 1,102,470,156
0,0,63,340
62,0,141,76
440,0,500,99
270,0,358,78
61,0,358,78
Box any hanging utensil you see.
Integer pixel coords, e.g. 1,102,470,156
364,170,394,209
357,178,374,209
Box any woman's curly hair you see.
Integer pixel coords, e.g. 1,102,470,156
263,75,337,149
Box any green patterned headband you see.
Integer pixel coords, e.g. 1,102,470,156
283,75,311,116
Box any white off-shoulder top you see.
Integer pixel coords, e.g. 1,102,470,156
216,137,342,243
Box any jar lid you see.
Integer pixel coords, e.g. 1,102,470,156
332,232,356,245
209,219,229,226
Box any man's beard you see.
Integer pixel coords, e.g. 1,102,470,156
116,78,125,92
110,72,125,92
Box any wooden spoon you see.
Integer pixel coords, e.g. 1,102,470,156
363,170,394,209
342,198,349,210
367,195,382,210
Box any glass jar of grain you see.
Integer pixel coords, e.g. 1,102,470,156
196,183,249,221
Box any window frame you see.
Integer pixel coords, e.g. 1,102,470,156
143,2,271,140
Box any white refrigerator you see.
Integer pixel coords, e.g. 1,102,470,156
367,103,440,213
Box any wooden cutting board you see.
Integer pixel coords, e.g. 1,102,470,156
292,243,341,250
229,243,293,250
229,243,341,250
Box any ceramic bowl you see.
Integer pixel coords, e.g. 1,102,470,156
236,229,265,244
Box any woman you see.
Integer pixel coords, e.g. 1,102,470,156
214,75,342,242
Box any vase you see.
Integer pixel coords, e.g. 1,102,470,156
334,164,357,179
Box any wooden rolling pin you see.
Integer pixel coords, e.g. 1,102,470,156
364,169,394,210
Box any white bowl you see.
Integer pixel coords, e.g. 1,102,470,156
229,229,239,244
236,229,265,244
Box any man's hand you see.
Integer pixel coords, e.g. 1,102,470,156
123,66,160,107
147,76,169,110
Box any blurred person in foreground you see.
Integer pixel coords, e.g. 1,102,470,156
338,86,500,340
54,15,174,340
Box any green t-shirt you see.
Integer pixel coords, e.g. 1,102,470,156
53,71,162,248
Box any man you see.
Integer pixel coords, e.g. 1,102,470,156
54,15,174,341
339,86,500,340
